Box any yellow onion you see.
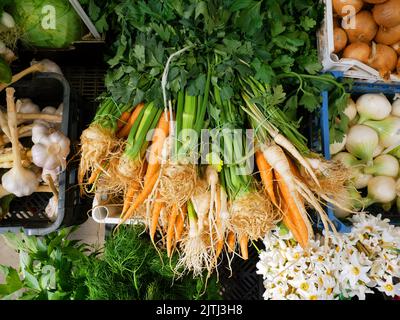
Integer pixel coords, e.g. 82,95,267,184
333,0,364,16
375,24,400,46
392,41,400,54
343,11,378,43
368,42,398,79
372,0,400,28
363,0,388,3
343,42,371,64
334,27,348,53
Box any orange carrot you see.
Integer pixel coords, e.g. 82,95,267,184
117,111,132,129
175,204,186,242
275,170,308,248
227,231,236,253
215,186,224,259
88,166,102,185
144,111,170,186
117,102,144,138
120,171,159,223
255,150,277,205
150,197,164,243
121,181,140,216
167,203,179,257
240,234,249,260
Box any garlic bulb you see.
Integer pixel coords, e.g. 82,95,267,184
42,167,60,186
32,122,51,144
17,99,40,114
41,106,57,115
32,131,70,170
45,196,58,222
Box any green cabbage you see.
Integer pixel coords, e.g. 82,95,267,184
10,0,84,49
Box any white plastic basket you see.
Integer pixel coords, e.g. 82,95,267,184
317,0,400,83
91,193,143,225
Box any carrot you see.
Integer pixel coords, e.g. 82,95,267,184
227,231,236,253
119,171,159,224
167,203,179,257
215,186,224,259
117,102,144,138
117,111,131,129
121,181,140,215
240,234,249,260
88,166,102,185
275,170,309,248
144,111,170,186
255,150,277,206
150,197,164,243
175,204,186,242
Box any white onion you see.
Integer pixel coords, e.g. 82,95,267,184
391,95,400,117
356,93,392,123
344,98,357,122
364,154,399,177
353,170,373,189
345,125,379,162
364,116,400,148
332,152,360,167
373,144,384,157
330,134,347,155
365,176,397,206
333,186,363,219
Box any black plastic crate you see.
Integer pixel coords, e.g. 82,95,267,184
0,72,88,235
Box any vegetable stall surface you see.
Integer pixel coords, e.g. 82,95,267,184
78,0,355,281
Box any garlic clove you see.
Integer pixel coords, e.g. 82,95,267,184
32,123,50,144
41,106,57,115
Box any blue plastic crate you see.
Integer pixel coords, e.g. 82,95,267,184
319,76,400,231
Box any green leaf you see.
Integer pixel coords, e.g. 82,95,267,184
0,266,23,297
235,1,263,36
230,0,255,11
251,59,274,83
300,16,316,31
299,92,320,112
220,86,234,101
23,271,40,291
284,95,298,120
88,0,101,21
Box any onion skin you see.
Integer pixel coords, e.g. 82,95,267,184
363,0,388,3
343,11,378,43
372,0,400,28
375,24,400,46
334,28,348,53
343,42,371,64
333,0,364,16
391,41,400,54
397,56,400,74
368,43,398,79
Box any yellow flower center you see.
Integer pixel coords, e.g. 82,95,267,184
318,277,323,285
300,283,309,291
309,295,318,300
351,267,360,276
335,246,340,253
385,284,393,292
366,226,373,232
326,288,333,295
318,256,324,262
294,253,300,259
